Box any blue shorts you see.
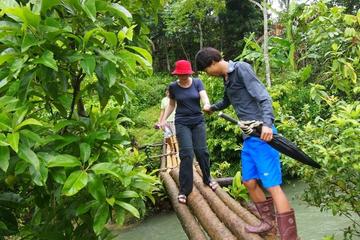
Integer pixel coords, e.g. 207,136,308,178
241,127,282,188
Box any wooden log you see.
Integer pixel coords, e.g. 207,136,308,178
160,140,166,170
170,168,236,240
193,172,264,240
160,172,207,240
214,177,233,187
195,166,277,240
166,143,173,168
215,187,261,226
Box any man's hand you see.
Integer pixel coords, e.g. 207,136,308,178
260,125,273,142
203,104,213,114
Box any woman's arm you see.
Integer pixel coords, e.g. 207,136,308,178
199,90,211,110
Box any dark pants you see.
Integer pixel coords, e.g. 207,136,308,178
176,122,211,196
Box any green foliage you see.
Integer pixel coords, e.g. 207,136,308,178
224,171,249,202
300,101,360,238
0,0,162,238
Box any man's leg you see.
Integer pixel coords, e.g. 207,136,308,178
267,185,290,213
242,138,275,234
243,179,266,202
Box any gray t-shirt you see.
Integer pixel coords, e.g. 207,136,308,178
211,61,274,127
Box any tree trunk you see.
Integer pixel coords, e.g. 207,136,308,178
192,172,264,240
160,171,207,240
178,36,190,60
214,177,233,187
164,39,171,72
262,1,271,87
170,168,237,240
198,23,203,50
248,0,271,87
215,187,262,226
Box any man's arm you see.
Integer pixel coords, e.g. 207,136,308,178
240,62,274,141
209,90,231,112
240,63,274,127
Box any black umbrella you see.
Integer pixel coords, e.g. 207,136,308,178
218,112,321,169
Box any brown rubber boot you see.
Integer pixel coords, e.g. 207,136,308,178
276,208,298,240
245,197,275,234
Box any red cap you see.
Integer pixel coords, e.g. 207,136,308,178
172,60,194,75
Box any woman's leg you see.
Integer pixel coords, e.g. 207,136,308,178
176,124,194,196
192,122,211,185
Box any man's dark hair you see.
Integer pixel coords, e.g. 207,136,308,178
195,47,222,71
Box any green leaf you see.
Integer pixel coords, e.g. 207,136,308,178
83,28,99,47
62,170,88,196
109,3,132,26
7,132,19,153
34,50,58,71
0,192,23,209
0,52,15,66
50,168,66,184
91,163,121,179
88,174,106,201
29,162,48,186
18,144,40,171
103,61,116,87
14,118,42,131
93,202,109,235
3,6,41,27
20,129,42,143
14,161,27,175
127,46,152,65
47,154,81,168
0,146,10,172
53,120,79,132
76,200,98,215
115,207,125,225
102,31,117,47
80,55,96,76
0,0,19,8
106,197,115,206
118,190,139,199
21,32,45,52
80,142,91,162
115,201,140,218
41,0,61,13
81,0,97,22
0,113,12,131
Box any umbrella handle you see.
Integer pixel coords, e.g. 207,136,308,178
218,112,263,136
218,112,239,125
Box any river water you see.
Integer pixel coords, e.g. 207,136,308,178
114,181,353,240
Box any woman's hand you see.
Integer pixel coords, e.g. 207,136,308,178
203,103,213,114
260,125,273,142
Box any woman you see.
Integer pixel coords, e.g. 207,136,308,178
156,86,176,136
159,60,218,204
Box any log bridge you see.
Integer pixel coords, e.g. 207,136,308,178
159,136,276,240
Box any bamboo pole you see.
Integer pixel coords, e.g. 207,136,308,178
170,168,237,240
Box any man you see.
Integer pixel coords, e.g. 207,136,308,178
195,47,298,240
